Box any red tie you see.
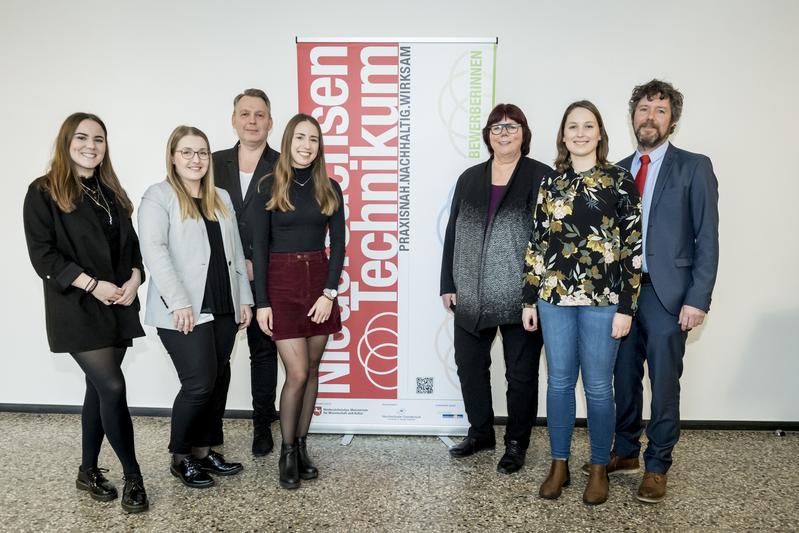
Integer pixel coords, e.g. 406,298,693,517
635,154,650,196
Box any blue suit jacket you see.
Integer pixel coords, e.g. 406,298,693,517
618,145,719,315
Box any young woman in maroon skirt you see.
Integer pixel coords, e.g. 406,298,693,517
251,113,344,489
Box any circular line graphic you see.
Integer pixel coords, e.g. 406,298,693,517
357,311,399,391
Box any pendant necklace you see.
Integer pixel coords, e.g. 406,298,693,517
81,179,113,224
293,176,312,187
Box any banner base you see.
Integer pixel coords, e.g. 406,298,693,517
309,423,469,437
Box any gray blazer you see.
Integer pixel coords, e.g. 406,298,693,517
138,181,253,330
618,144,719,315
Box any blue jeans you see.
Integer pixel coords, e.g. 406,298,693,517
538,301,620,464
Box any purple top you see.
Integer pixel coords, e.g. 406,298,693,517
486,184,506,230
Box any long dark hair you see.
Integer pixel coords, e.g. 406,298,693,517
266,114,339,215
554,100,610,174
42,112,133,216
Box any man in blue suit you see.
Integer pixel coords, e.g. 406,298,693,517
597,80,720,503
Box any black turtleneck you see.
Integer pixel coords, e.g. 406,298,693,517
250,167,346,308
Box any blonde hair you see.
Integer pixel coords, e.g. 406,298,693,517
42,112,134,216
165,125,229,221
266,114,339,215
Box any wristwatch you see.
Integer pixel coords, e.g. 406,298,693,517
323,288,338,301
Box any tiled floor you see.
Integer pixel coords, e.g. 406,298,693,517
0,412,796,532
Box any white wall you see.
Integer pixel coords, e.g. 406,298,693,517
1,0,796,421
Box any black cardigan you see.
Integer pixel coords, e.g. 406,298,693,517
23,177,145,353
440,157,551,333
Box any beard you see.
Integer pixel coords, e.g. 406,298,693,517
635,120,668,150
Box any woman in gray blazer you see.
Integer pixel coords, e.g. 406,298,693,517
139,125,253,488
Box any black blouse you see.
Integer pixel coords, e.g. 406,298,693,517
522,164,643,315
81,175,121,269
251,167,346,308
194,198,234,315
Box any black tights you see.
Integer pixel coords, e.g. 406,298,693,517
276,335,328,444
70,347,140,475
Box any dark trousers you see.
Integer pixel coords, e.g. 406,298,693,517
454,323,543,448
245,282,278,429
158,315,238,454
208,287,278,444
613,283,688,474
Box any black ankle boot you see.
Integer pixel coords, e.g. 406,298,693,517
278,443,300,489
121,473,149,513
296,437,319,480
76,467,118,501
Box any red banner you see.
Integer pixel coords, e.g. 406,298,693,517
298,42,400,399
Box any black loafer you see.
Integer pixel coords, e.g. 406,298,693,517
448,436,496,457
170,456,215,488
198,450,243,476
76,467,118,501
496,440,526,474
252,427,274,457
121,473,149,513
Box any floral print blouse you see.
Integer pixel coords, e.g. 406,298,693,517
522,164,643,315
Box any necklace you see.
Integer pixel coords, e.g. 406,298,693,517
293,176,312,187
81,179,113,224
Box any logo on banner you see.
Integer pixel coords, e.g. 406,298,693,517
438,50,494,159
313,405,323,416
357,311,398,390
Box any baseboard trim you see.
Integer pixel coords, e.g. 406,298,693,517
1,404,796,431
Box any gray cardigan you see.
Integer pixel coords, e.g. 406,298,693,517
138,181,253,330
440,157,551,333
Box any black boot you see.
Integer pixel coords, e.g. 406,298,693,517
76,467,118,501
296,436,319,480
121,473,149,513
278,443,300,489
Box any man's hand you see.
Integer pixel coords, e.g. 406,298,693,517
678,304,706,331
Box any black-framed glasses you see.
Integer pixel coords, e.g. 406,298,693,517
489,123,521,135
175,149,210,160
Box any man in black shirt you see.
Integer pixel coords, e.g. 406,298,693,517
212,89,280,455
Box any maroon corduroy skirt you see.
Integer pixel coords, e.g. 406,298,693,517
267,250,341,341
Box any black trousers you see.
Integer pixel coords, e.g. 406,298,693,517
454,322,543,449
245,282,279,429
158,315,238,454
208,285,279,444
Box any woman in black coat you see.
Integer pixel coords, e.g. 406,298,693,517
439,104,551,474
22,112,149,513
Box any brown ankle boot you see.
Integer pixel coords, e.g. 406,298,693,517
583,464,609,505
539,459,570,499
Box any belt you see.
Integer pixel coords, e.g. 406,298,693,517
641,272,652,284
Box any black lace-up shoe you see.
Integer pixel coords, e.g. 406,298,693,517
121,473,149,513
170,456,215,488
448,436,496,457
198,450,243,476
252,426,274,456
496,440,526,474
76,467,118,501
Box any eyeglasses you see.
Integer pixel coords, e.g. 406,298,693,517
175,149,210,160
489,123,521,135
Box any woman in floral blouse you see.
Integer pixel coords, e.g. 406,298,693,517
522,100,642,505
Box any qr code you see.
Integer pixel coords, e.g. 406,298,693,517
416,377,434,394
